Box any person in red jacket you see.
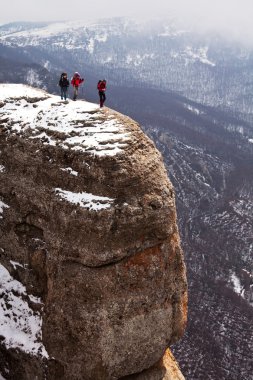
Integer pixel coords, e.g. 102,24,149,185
97,79,107,107
71,72,84,101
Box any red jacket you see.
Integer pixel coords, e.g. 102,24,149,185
71,77,84,87
97,80,106,92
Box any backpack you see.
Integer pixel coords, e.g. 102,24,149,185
59,73,69,87
97,80,106,91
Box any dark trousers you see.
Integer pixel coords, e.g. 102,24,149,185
99,91,106,107
60,86,68,100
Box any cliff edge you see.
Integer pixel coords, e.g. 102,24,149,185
0,84,187,380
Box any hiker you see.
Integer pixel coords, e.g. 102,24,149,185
71,72,84,101
97,79,107,107
59,72,69,101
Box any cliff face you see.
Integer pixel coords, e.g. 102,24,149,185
0,84,187,380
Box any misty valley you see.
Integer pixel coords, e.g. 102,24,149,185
0,18,253,380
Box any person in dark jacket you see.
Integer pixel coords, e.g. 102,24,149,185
97,79,106,107
71,72,84,100
59,72,69,101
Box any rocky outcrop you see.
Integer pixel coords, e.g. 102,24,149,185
0,84,187,379
121,349,185,380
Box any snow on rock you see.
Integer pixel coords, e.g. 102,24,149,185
0,264,48,358
10,260,28,270
0,82,188,379
0,84,48,101
0,84,130,156
230,272,244,296
55,188,115,210
0,200,9,219
0,165,5,172
60,167,78,176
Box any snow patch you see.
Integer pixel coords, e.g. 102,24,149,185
60,167,78,176
87,38,95,54
0,264,48,358
184,46,216,66
159,28,187,37
0,21,80,40
0,200,9,219
126,53,155,66
184,104,202,115
0,165,5,172
43,60,51,70
25,69,43,88
0,84,130,157
86,32,108,54
230,272,243,296
55,188,114,210
10,260,28,270
0,83,48,101
104,56,113,63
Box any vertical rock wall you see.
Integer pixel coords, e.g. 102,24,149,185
0,85,187,379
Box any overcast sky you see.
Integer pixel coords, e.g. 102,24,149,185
1,0,253,43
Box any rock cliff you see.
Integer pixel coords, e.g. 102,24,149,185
0,84,187,380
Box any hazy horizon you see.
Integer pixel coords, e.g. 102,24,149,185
1,0,253,44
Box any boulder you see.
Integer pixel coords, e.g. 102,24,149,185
0,85,187,379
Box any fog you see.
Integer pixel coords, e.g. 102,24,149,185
1,0,253,44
